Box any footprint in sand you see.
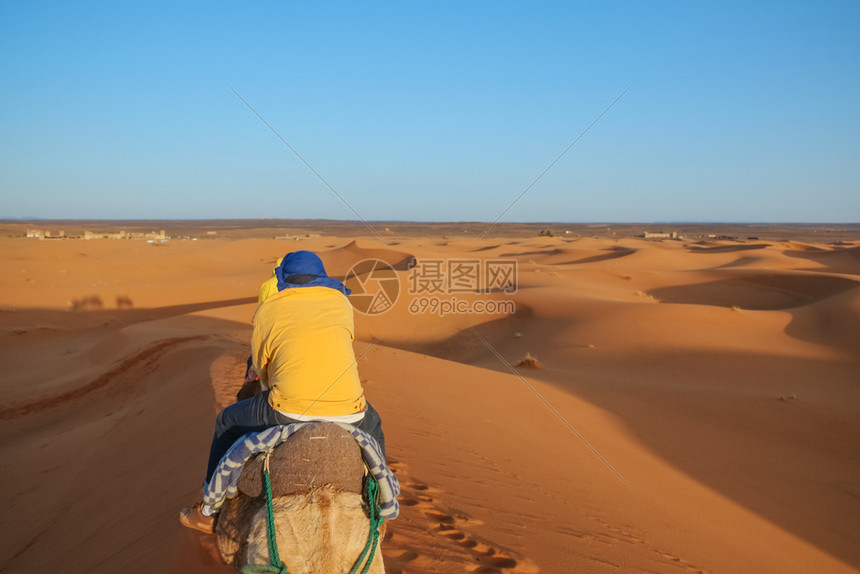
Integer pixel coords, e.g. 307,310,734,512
438,528,465,540
387,548,419,562
585,513,708,573
386,459,538,573
424,509,455,523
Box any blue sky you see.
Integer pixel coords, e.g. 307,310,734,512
1,1,858,222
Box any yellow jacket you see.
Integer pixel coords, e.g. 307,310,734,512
251,285,366,416
258,276,278,304
258,258,283,304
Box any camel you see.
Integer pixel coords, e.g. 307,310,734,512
213,422,387,573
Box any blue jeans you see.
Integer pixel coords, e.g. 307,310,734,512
205,391,386,482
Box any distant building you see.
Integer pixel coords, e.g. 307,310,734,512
25,229,169,241
273,233,321,240
26,229,68,239
642,231,679,239
84,230,124,239
82,229,166,240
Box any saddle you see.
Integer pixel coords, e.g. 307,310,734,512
236,422,366,498
216,422,373,568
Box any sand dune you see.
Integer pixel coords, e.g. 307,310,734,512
687,243,771,253
785,245,860,275
322,240,417,274
0,231,858,574
648,271,859,310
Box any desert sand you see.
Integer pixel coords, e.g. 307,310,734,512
1,224,858,574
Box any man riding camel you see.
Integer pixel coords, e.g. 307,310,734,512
180,250,386,533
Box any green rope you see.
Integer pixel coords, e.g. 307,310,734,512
242,455,288,574
348,475,384,574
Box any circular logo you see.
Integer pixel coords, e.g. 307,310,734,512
344,259,400,315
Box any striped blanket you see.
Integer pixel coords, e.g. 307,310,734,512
203,422,400,520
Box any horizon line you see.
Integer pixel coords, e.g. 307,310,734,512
2,217,859,226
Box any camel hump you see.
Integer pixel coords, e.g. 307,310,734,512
237,422,365,498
